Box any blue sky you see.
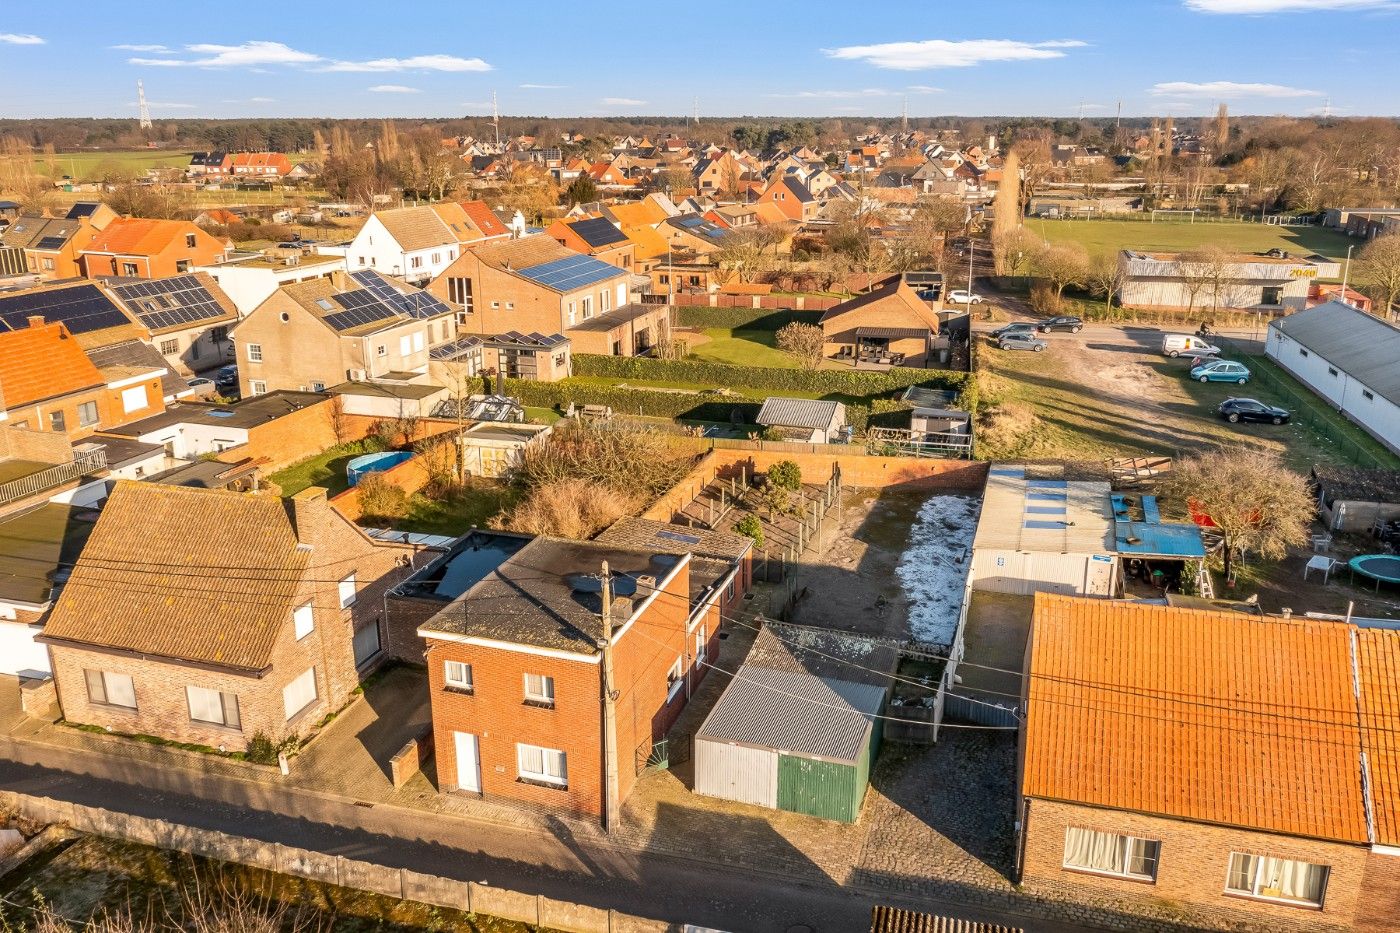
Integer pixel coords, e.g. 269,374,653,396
2,0,1397,120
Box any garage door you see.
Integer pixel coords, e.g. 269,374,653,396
0,621,50,676
694,739,777,808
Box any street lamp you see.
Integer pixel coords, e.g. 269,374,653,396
1340,244,1355,308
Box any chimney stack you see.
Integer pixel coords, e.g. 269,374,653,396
26,315,44,328
288,486,329,544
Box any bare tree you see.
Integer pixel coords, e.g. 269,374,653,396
1355,232,1400,319
1030,242,1089,302
1085,253,1126,317
775,321,825,369
1174,248,1217,320
1162,447,1312,583
990,149,1020,273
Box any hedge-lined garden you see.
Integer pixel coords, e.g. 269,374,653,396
571,354,968,398
673,307,823,331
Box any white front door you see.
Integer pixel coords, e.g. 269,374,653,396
453,731,481,793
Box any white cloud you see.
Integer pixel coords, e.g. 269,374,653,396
323,54,490,72
906,85,944,93
601,97,646,106
127,100,197,110
0,33,44,45
111,43,169,52
130,40,320,68
824,38,1086,70
520,83,566,89
222,96,277,103
368,84,421,93
1185,0,1396,12
1150,80,1324,97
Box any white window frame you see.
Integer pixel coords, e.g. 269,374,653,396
695,624,708,664
77,400,99,427
85,669,136,710
1224,852,1329,908
600,288,610,312
444,660,473,691
567,301,577,326
581,296,592,319
523,672,555,706
186,685,241,729
249,380,267,396
412,331,425,352
1062,827,1160,882
399,334,412,356
516,743,567,787
338,573,357,609
666,657,684,701
282,666,318,721
246,343,263,363
293,602,315,640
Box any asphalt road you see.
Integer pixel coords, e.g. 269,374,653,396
0,737,1095,933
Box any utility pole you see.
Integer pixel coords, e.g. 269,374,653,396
693,96,700,126
599,561,620,833
137,79,153,131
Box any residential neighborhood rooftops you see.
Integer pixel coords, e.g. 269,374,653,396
82,217,210,257
105,272,238,334
1024,593,1396,845
107,390,324,435
85,339,185,399
1270,301,1400,407
0,283,138,339
418,537,730,656
0,321,105,407
273,269,452,336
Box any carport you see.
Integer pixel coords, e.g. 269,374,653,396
1112,493,1208,595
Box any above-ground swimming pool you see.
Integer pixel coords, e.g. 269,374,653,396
1350,554,1400,591
346,450,413,487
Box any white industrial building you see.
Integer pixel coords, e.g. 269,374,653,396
1266,301,1400,455
968,466,1117,596
1117,250,1334,313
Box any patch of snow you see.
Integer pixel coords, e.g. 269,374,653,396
896,494,981,648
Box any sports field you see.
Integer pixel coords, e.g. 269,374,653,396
1035,218,1354,265
33,149,196,180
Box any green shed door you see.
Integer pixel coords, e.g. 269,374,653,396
776,753,859,823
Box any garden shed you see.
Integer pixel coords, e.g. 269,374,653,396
1312,465,1400,532
969,465,1117,597
694,624,893,822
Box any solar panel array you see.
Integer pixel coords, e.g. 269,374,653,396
516,254,620,293
570,216,627,248
111,274,231,331
490,330,567,349
0,284,131,334
325,269,452,329
429,335,484,360
34,236,68,251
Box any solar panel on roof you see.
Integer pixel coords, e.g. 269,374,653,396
517,254,620,293
66,203,97,219
110,274,229,331
34,236,68,251
0,284,131,334
347,269,452,321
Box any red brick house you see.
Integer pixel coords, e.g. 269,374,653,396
1019,594,1400,933
418,525,750,822
81,218,231,279
757,176,818,222
39,484,414,752
228,152,293,178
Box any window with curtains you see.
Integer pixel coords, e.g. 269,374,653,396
186,685,240,729
523,673,555,707
1225,852,1328,907
516,743,567,787
444,660,473,692
282,666,317,720
84,670,136,710
1062,828,1160,881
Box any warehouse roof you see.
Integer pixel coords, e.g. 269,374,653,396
1270,301,1400,407
699,665,884,763
972,466,1114,555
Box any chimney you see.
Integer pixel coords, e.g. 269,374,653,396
26,315,44,329
1281,607,1293,620
288,486,330,544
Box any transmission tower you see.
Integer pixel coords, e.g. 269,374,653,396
491,90,500,148
901,96,908,134
137,79,153,130
693,96,700,126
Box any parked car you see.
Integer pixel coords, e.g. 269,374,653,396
1038,315,1084,333
1218,397,1290,425
990,322,1036,340
1190,360,1252,384
1162,334,1221,358
916,288,942,302
949,289,985,304
214,365,238,390
998,332,1048,352
186,377,216,397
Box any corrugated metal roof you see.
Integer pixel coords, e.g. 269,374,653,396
698,666,884,763
972,467,1114,555
870,906,1022,933
756,397,845,431
1271,301,1400,407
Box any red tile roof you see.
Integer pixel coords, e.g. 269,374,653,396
82,218,199,257
0,322,104,407
459,199,507,238
1358,629,1400,846
1024,593,1372,843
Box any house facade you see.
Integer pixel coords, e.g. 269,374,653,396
419,532,746,821
339,201,509,286
81,218,230,279
103,272,240,376
232,269,456,396
818,278,940,367
39,484,414,751
1266,301,1400,455
2,204,116,280
1018,594,1400,933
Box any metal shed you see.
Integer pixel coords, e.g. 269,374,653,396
695,664,887,822
969,466,1117,596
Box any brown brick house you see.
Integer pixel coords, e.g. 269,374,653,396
39,483,414,751
3,203,117,280
1019,594,1400,933
428,235,669,357
231,269,457,396
545,216,635,270
80,218,231,279
417,528,749,822
819,278,940,367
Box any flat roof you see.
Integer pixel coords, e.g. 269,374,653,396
327,381,444,401
81,435,163,468
973,466,1114,555
0,503,100,605
108,391,326,435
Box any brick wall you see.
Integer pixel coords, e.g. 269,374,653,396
48,490,413,751
1357,849,1400,932
0,423,75,464
1021,797,1366,933
331,452,429,521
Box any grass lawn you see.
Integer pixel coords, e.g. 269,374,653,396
267,440,380,497
1036,218,1355,265
392,484,518,536
524,406,563,424
565,374,863,405
35,149,195,181
687,328,801,368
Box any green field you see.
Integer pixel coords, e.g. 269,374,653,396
34,149,196,181
1036,218,1354,265
686,327,801,369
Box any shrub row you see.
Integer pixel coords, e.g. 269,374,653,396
673,307,824,331
507,378,762,423
572,354,969,398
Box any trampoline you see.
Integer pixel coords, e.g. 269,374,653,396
1349,554,1400,591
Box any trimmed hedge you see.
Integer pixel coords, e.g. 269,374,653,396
674,307,823,331
572,354,969,398
506,377,761,423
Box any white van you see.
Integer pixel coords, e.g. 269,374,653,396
1162,334,1221,358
